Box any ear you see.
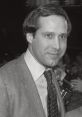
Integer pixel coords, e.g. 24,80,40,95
26,33,33,43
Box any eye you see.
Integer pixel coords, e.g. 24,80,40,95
44,33,54,39
59,34,67,40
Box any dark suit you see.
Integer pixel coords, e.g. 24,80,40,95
0,54,45,117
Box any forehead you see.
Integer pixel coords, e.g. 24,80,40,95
37,15,68,34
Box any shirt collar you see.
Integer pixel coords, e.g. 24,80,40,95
24,50,45,81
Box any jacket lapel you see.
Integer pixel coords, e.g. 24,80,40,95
18,54,46,117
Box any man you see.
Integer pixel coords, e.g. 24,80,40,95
0,3,81,117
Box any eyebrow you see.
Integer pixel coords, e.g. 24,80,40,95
42,32,67,35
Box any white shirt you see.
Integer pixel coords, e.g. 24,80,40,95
24,50,47,116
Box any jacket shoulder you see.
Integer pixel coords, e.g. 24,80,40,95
0,54,26,84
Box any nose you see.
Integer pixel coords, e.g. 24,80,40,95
53,36,60,50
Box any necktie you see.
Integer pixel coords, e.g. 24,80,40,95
44,70,59,117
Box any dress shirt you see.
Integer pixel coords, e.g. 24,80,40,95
24,50,66,116
24,50,47,116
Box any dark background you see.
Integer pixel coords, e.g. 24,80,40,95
0,0,82,63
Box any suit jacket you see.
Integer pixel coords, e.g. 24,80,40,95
1,54,82,117
0,54,46,117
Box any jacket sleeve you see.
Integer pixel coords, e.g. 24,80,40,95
0,77,10,117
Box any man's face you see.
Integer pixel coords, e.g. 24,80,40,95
28,15,68,68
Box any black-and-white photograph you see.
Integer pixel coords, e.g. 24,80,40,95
0,0,82,117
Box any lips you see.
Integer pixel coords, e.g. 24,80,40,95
48,53,59,58
50,53,58,55
48,52,59,56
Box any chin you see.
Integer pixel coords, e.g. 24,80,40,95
47,61,58,68
44,58,59,68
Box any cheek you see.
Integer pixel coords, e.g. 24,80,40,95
59,42,67,57
61,41,67,51
32,39,45,58
33,37,47,53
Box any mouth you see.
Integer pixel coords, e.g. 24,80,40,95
48,53,59,59
48,52,59,56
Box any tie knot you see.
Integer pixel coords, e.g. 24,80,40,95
44,70,52,84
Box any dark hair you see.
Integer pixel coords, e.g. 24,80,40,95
23,4,72,36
